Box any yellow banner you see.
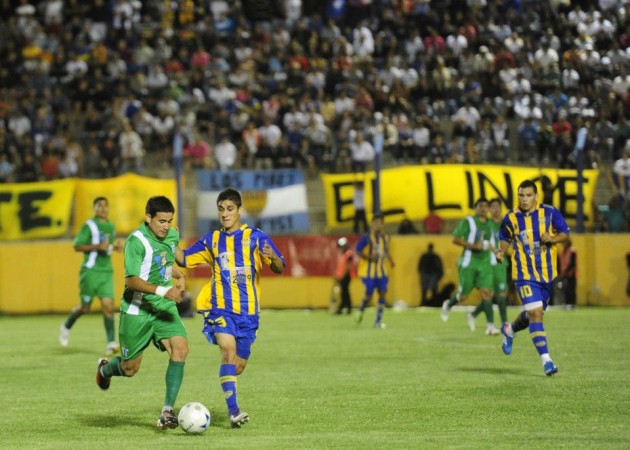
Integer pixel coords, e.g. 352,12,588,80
322,165,600,229
0,178,75,240
74,173,177,236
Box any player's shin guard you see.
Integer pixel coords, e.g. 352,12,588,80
512,310,529,333
164,360,185,408
220,363,239,415
528,322,549,356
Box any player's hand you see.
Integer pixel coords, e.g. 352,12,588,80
113,240,124,252
494,249,504,263
97,236,109,251
164,287,184,303
541,232,554,244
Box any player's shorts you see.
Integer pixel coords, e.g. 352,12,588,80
514,280,552,311
457,263,493,296
199,309,259,360
492,262,508,293
361,277,389,297
118,304,187,361
79,269,114,303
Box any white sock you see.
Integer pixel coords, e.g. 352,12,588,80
540,353,551,364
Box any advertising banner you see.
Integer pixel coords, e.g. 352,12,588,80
195,169,310,235
0,178,75,240
322,165,600,229
184,234,359,279
74,173,177,235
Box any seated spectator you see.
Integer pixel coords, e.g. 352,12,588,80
398,217,419,235
422,210,445,234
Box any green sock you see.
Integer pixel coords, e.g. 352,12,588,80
104,316,115,342
472,302,484,317
164,360,185,408
102,356,123,377
482,299,494,323
496,294,508,323
447,293,459,308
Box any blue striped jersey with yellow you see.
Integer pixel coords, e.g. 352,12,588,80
356,231,390,279
183,225,283,315
499,204,569,283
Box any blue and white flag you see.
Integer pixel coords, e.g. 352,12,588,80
195,169,310,234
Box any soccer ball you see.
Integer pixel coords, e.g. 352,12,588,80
178,402,211,434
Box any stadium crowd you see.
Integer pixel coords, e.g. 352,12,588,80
0,0,629,215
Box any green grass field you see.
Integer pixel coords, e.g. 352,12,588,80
1,307,628,449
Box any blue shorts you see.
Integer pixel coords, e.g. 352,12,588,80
514,280,552,311
198,309,259,360
361,277,389,297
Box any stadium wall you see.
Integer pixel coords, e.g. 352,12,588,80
1,234,629,314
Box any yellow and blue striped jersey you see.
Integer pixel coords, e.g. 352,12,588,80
498,204,569,283
182,224,284,315
355,231,391,279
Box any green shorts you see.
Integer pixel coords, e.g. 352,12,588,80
79,270,114,303
492,263,508,293
457,263,494,296
118,305,187,361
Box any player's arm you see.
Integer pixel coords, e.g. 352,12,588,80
125,275,184,303
494,239,510,263
262,239,285,274
453,236,482,251
173,265,186,293
541,231,568,245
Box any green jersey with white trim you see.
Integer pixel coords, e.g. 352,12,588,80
74,217,116,272
120,222,180,316
452,215,492,268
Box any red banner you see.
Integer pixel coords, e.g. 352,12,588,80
183,235,360,278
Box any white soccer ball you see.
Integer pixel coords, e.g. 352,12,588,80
178,402,211,434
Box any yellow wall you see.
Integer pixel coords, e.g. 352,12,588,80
1,235,629,314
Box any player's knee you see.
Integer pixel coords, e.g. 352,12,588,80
121,363,139,377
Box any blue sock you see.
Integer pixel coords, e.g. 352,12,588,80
219,364,239,415
374,298,386,325
359,298,369,312
528,322,549,356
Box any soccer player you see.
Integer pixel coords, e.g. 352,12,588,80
95,196,189,429
356,214,396,328
468,198,509,326
494,180,569,376
440,198,499,335
176,188,285,428
59,197,123,357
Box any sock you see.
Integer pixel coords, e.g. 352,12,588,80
65,311,80,329
496,294,508,323
220,364,239,415
481,299,494,323
359,298,369,313
512,310,529,333
472,302,484,318
101,356,123,377
164,360,185,408
528,322,549,357
447,293,460,308
104,316,115,343
374,298,386,325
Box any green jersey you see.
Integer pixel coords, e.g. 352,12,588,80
74,216,116,272
452,215,492,268
120,222,180,316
